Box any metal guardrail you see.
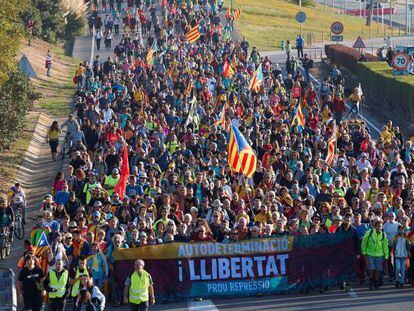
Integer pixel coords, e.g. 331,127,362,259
0,267,17,311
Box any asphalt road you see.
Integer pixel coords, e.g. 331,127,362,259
106,283,414,311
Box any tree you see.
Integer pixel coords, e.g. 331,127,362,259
0,0,29,86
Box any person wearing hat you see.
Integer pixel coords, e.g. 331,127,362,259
44,259,70,311
104,168,120,195
344,178,361,207
123,259,155,310
83,173,102,205
126,175,144,198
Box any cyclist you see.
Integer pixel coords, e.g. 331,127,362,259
0,197,14,241
7,182,26,224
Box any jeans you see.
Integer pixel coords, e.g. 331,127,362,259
349,102,360,118
47,64,51,77
297,47,303,58
367,256,384,271
395,257,407,284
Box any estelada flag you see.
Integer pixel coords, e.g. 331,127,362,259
114,144,130,200
228,124,257,178
185,22,201,43
222,60,234,78
248,64,263,92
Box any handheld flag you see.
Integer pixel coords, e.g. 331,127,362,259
34,231,50,256
146,48,155,68
184,97,199,129
325,127,337,165
214,102,228,129
222,60,234,78
291,101,305,127
228,124,258,178
234,8,241,20
185,22,201,43
114,144,130,200
248,64,263,92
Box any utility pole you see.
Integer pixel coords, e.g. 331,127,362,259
406,0,410,33
366,1,375,26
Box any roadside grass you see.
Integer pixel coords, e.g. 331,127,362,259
227,0,393,51
38,44,78,117
0,39,77,195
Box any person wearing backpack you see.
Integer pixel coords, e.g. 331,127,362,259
361,220,389,290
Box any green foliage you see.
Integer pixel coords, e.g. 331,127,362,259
0,0,29,86
0,71,40,152
21,5,43,37
33,0,66,43
23,0,85,44
64,12,85,41
288,0,315,7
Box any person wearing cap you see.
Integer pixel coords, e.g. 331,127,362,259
361,220,389,289
104,168,120,195
123,259,155,310
86,242,108,290
356,153,373,173
83,173,102,205
345,179,361,207
126,175,144,198
67,230,91,268
333,176,346,197
44,259,70,311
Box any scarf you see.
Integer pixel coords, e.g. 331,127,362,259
72,240,85,258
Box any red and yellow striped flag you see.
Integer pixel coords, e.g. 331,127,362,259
214,101,229,129
185,22,201,43
291,101,305,127
222,60,234,78
146,48,155,68
228,124,257,178
234,8,241,20
325,127,337,165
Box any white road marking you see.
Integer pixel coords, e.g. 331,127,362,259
188,299,219,311
297,64,381,135
349,289,358,298
90,25,95,65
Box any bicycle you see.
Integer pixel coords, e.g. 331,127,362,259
0,226,11,260
61,132,70,160
13,205,25,240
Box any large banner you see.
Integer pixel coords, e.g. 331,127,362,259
114,232,356,300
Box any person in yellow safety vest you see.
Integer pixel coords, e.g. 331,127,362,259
70,256,90,298
44,259,69,311
123,259,155,311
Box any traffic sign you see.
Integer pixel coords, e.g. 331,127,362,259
331,21,344,35
296,11,307,23
353,36,366,49
391,52,410,71
331,35,344,42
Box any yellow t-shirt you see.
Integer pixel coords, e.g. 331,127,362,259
48,128,60,140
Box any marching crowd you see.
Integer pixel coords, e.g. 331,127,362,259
6,0,414,310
